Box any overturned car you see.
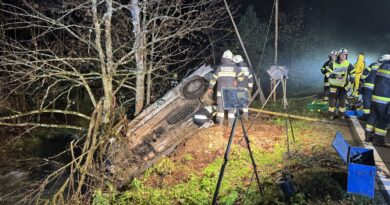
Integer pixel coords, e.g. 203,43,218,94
108,65,213,186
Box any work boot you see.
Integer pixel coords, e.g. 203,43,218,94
364,131,373,142
216,118,223,126
329,113,338,120
372,136,385,146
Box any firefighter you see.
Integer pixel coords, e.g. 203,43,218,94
193,105,216,127
365,54,390,145
233,55,253,120
325,48,354,120
360,56,384,121
321,50,338,101
351,54,365,97
208,50,241,127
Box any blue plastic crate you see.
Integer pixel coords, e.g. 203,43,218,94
345,110,364,118
332,132,376,198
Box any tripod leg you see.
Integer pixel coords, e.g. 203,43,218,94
288,114,295,142
282,79,291,157
240,115,264,197
285,115,290,157
212,114,239,205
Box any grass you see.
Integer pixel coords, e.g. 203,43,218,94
252,97,328,119
93,118,386,205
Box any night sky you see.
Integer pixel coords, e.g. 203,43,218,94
239,0,390,94
242,0,390,55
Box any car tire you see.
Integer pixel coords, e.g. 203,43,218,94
181,77,208,99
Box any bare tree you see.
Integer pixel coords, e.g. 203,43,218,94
131,0,231,112
0,0,230,202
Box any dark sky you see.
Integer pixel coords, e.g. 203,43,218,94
243,0,390,33
241,0,390,54
238,0,390,95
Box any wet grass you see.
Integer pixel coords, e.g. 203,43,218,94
93,119,386,205
251,97,329,119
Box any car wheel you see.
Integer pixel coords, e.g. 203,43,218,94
182,77,208,99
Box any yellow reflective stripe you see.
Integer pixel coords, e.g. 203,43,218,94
372,95,390,104
248,83,253,87
339,107,346,112
209,80,216,85
363,83,374,89
329,107,336,112
216,112,224,117
228,113,235,118
330,88,337,93
217,91,222,97
378,69,390,75
213,74,218,78
363,109,370,114
218,71,237,77
366,124,374,132
375,128,387,136
248,75,253,78
324,82,331,86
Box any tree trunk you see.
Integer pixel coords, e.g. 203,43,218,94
131,0,145,115
102,75,113,124
146,71,152,105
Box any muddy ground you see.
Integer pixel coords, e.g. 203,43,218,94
103,111,386,205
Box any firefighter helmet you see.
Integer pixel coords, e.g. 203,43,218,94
233,55,244,63
329,50,338,58
222,50,234,60
379,54,390,62
338,48,348,55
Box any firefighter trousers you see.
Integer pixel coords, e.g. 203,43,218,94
366,102,390,140
361,88,373,117
324,85,330,101
216,96,235,127
328,86,347,115
323,77,330,101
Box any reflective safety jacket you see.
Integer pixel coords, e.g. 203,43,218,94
209,58,241,96
326,59,354,88
372,61,390,105
321,59,334,87
236,61,254,91
360,62,381,90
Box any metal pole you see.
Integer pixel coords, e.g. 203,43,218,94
223,0,265,104
275,0,279,65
